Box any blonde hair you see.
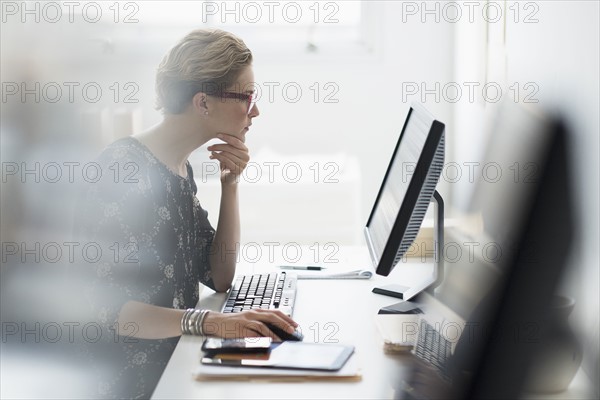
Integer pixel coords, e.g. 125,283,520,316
155,29,253,114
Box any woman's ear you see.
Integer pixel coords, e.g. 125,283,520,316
192,92,209,115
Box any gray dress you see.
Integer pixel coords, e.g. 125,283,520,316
73,137,216,398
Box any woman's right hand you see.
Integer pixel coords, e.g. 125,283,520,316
201,309,298,341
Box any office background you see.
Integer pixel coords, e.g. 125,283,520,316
1,0,598,394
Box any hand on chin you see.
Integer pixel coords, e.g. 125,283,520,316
208,132,250,186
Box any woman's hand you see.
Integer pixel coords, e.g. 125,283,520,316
208,133,249,186
201,309,298,341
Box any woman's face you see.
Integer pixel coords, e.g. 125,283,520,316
205,65,259,143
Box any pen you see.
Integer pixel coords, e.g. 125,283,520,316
279,265,326,271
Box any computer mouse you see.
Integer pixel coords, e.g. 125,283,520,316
264,323,304,341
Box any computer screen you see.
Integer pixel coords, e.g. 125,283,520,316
364,103,445,300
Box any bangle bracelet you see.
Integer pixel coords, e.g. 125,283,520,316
193,310,202,336
180,308,194,335
197,310,209,336
180,309,209,336
180,310,187,335
186,308,195,335
189,309,201,336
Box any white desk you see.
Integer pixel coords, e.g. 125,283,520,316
152,246,430,399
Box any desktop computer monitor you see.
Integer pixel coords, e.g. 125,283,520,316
364,103,445,306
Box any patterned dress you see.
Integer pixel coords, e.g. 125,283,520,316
73,137,216,399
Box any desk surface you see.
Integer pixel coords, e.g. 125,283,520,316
151,246,594,399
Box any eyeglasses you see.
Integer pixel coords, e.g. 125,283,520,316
214,91,257,115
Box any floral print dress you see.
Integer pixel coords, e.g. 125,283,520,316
73,137,216,399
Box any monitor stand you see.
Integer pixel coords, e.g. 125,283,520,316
373,191,444,314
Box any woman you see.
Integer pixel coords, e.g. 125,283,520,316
74,29,297,398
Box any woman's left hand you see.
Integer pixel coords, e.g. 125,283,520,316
208,133,250,186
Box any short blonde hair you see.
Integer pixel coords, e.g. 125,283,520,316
156,29,253,114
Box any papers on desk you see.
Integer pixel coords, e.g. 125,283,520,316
296,269,373,280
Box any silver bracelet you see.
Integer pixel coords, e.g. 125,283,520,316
185,308,195,335
180,309,209,336
192,310,202,336
197,310,210,336
180,308,195,335
188,309,201,336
